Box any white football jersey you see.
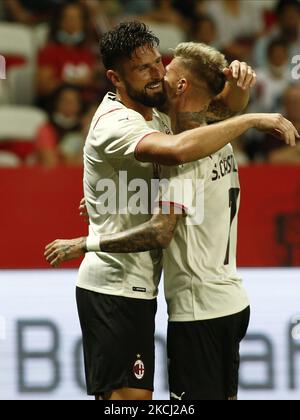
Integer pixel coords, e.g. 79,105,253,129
161,144,250,321
77,92,172,299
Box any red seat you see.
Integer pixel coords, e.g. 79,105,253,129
0,140,36,162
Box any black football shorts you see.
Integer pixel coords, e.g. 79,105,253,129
167,306,250,400
76,287,157,396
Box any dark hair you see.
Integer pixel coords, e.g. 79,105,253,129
49,1,90,44
267,37,288,55
192,14,216,36
276,0,300,16
193,14,216,28
48,83,83,113
100,21,160,70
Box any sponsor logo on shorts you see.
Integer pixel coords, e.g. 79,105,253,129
170,391,185,400
133,355,145,380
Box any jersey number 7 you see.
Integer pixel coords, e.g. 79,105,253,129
224,188,240,265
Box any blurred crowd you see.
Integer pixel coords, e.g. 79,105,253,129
0,0,299,167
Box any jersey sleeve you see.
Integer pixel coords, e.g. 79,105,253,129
157,161,210,219
157,165,196,215
92,108,160,162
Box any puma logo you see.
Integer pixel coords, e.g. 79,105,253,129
170,392,185,400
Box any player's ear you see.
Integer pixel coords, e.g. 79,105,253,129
177,78,188,95
107,70,123,88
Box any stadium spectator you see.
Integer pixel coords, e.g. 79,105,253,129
268,85,300,163
4,0,66,25
172,0,207,21
36,2,97,108
58,103,98,166
35,84,84,167
79,0,123,35
250,38,293,113
0,1,6,19
2,0,298,168
243,84,300,163
191,15,218,47
140,0,188,32
253,0,300,67
122,0,155,16
204,0,265,62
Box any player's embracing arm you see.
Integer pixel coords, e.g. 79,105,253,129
44,207,183,268
45,163,190,268
136,61,298,165
136,113,299,166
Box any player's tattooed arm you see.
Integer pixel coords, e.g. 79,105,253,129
100,210,181,254
44,207,183,267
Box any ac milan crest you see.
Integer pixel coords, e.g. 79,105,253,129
133,355,145,380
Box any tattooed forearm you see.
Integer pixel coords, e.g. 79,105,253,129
176,110,207,132
206,98,237,123
101,212,180,253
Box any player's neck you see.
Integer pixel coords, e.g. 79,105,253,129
172,96,210,133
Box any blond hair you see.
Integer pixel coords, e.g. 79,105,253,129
173,42,228,96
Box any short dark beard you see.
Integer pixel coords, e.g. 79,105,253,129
124,79,167,108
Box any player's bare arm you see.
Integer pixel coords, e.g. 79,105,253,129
136,113,299,166
45,207,182,267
